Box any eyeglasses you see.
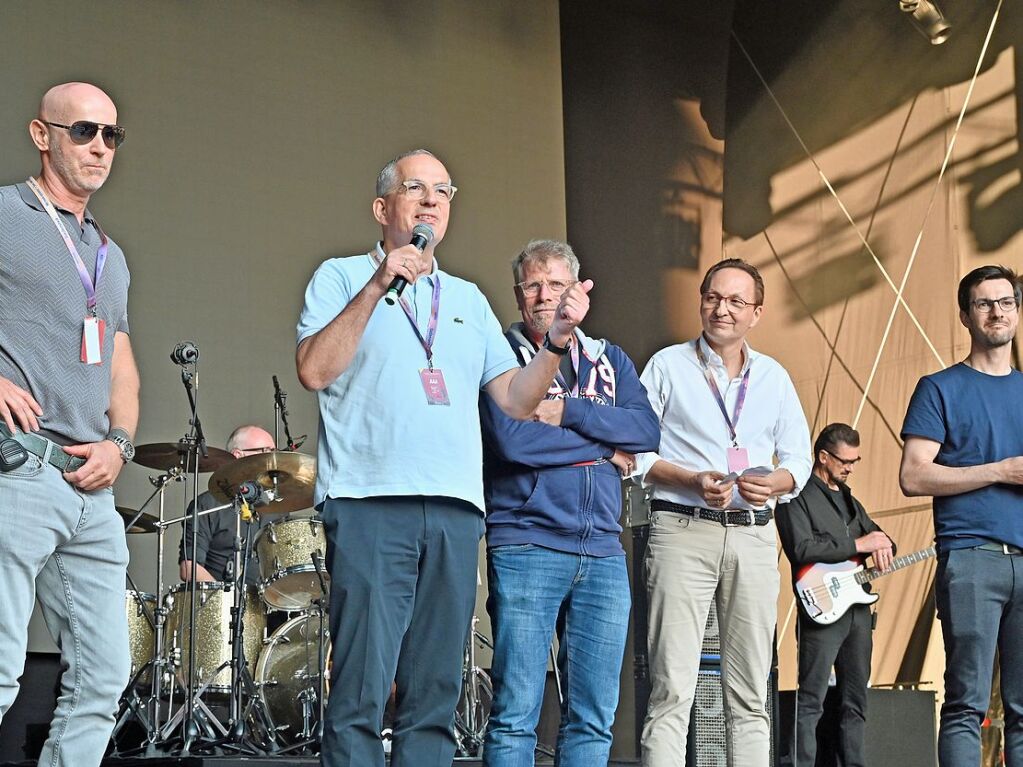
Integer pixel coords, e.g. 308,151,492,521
396,179,457,203
43,120,125,149
701,292,758,312
971,296,1019,313
824,449,861,467
516,279,576,297
236,446,276,455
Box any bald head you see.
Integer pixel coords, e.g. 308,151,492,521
29,82,121,207
39,82,117,124
226,425,276,456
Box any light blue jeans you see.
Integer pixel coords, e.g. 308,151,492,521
0,453,130,767
483,544,631,767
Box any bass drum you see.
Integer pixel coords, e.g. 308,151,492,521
255,613,331,742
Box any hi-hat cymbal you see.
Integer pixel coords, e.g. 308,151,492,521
208,451,316,516
117,506,159,534
133,441,235,473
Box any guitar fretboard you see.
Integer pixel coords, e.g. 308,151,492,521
855,546,936,583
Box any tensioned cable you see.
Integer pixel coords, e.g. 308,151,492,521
763,230,903,447
731,32,946,370
854,0,1004,427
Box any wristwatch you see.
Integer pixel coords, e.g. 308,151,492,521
543,331,571,356
106,429,135,464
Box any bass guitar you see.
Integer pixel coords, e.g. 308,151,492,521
794,547,936,625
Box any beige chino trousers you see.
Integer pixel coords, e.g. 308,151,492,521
641,509,779,767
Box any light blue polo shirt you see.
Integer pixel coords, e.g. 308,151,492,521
297,245,518,512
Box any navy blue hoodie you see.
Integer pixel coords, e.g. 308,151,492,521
481,323,660,556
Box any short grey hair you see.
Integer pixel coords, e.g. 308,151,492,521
511,239,580,284
376,149,439,197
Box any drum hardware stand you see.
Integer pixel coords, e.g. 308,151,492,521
110,467,186,756
277,549,330,755
211,501,279,756
272,374,306,452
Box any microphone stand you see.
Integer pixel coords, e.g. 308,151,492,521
272,375,305,452
179,361,207,755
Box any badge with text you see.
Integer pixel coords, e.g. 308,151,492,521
81,316,105,365
726,446,750,475
419,368,451,406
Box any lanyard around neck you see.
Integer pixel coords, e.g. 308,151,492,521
694,339,750,446
26,177,107,317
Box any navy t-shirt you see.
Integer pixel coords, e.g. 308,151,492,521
901,363,1023,551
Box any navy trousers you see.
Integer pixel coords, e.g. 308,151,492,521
319,496,484,767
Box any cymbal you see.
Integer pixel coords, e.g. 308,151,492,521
133,441,235,473
208,451,316,516
117,506,159,534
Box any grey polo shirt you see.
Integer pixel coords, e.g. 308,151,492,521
0,182,130,445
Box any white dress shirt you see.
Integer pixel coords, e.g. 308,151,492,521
635,335,812,510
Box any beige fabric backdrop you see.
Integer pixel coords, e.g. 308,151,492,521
724,47,1021,694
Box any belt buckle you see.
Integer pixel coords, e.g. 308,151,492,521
721,509,741,527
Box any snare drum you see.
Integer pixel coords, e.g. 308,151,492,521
254,613,331,742
163,582,266,694
125,590,156,686
255,516,329,611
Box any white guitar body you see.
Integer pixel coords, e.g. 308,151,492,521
795,560,878,625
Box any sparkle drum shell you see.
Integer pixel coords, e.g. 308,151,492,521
125,590,157,686
164,581,266,694
255,516,329,611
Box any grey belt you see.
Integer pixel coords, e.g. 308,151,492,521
976,541,1023,555
0,425,86,474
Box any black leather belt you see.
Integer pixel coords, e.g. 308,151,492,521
650,499,773,527
0,425,86,474
976,541,1023,555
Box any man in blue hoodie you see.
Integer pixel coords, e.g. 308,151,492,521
480,239,660,766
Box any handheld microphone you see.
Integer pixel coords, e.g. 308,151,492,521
384,223,435,306
170,341,199,365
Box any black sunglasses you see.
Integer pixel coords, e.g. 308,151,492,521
44,120,125,149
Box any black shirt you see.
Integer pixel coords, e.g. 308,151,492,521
178,491,272,586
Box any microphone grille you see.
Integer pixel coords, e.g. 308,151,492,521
412,223,435,243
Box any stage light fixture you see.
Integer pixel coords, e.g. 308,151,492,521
899,0,952,45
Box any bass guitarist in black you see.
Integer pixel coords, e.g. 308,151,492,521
777,422,895,767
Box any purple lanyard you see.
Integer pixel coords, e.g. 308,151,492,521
27,177,107,317
694,339,750,446
398,275,442,370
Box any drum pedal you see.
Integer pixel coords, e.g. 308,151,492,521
0,439,28,472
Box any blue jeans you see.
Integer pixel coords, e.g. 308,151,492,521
482,545,631,767
935,546,1023,767
320,496,484,767
0,454,130,767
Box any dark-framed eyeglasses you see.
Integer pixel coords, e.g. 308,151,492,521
516,279,577,297
824,449,861,467
970,296,1019,314
701,292,758,312
397,179,457,202
43,120,126,149
236,446,276,455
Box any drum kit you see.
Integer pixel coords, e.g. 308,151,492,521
109,356,492,758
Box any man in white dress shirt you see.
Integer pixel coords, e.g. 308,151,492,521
636,258,812,766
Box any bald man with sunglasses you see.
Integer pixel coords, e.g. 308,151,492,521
0,82,138,767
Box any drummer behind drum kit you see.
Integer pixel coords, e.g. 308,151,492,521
109,352,492,759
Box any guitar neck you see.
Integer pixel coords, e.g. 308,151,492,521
855,546,936,583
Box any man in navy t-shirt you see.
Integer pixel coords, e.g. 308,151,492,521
900,264,1023,767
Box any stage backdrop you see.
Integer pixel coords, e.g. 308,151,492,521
0,0,566,661
561,0,1021,754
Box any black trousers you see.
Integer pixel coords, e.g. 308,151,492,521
793,603,873,767
319,496,484,767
